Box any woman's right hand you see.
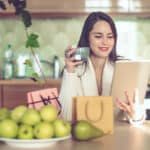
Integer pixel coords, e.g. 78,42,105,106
65,46,83,73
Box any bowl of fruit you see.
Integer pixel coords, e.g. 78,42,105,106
0,105,71,148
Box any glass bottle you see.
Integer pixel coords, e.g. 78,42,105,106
3,44,14,79
53,56,60,79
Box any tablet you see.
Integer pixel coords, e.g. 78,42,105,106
111,60,150,105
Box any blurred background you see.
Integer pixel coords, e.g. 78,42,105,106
0,0,150,79
0,0,149,109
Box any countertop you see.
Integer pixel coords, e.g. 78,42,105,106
0,121,150,150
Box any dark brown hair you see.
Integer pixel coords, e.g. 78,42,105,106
78,11,119,62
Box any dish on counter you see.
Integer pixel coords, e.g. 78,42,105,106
0,135,71,148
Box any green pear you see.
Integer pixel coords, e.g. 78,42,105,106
53,119,71,138
21,108,41,126
0,119,18,138
40,105,58,122
0,108,10,121
11,105,27,123
18,124,33,139
72,120,104,141
34,122,54,139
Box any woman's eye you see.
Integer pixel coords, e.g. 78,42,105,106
107,36,114,39
95,35,102,38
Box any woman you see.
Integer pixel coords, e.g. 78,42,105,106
59,11,145,123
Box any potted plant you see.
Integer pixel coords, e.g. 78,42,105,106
0,0,48,85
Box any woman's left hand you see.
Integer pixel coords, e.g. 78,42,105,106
116,91,146,124
116,91,135,119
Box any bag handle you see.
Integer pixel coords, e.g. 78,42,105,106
85,100,103,122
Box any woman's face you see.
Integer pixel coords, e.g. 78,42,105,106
89,20,115,59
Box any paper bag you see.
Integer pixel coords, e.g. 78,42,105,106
27,88,61,115
72,96,114,134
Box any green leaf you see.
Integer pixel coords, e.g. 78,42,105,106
26,33,40,48
24,59,32,67
32,72,39,80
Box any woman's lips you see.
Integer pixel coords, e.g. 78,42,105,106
99,47,109,52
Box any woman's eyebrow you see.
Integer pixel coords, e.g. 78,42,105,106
91,32,102,35
107,33,114,36
91,32,113,35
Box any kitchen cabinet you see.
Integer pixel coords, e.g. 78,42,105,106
84,0,130,12
84,0,150,16
130,0,150,13
27,0,150,14
27,0,85,12
0,0,150,17
0,0,87,17
26,0,129,14
0,79,61,109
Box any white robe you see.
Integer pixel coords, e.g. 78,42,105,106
59,58,114,121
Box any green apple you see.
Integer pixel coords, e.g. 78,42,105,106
21,108,41,126
0,108,10,121
18,124,33,139
34,122,54,139
53,119,71,138
11,105,27,123
40,105,58,122
0,119,18,138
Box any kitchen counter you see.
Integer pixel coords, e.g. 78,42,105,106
0,121,150,150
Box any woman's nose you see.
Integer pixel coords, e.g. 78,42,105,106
102,37,108,45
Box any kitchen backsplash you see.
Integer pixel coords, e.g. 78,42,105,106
0,16,150,78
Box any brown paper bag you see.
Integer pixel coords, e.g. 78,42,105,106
72,96,114,134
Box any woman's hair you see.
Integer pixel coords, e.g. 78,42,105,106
77,11,119,62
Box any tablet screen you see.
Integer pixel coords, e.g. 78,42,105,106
111,60,150,106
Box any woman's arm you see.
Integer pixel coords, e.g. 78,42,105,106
59,69,82,121
59,46,85,121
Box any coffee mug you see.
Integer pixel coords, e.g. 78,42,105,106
72,47,90,61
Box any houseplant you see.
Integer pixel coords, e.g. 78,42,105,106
0,0,48,85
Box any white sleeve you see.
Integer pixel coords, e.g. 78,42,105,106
59,69,81,121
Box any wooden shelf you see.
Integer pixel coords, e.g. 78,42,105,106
0,79,61,85
0,0,150,18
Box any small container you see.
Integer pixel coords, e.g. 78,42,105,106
3,44,14,79
4,63,14,79
129,88,146,126
53,56,60,79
